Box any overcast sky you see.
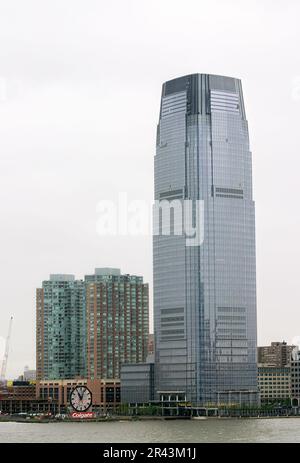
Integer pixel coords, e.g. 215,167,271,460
0,0,299,378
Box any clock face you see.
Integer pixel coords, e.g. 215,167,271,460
70,386,92,412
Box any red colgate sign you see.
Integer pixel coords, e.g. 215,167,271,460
71,412,95,419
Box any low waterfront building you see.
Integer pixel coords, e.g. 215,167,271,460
121,363,155,403
258,365,291,403
0,398,58,415
0,380,39,415
0,381,36,400
36,378,120,412
0,378,121,415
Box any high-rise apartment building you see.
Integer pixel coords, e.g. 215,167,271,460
258,342,295,367
85,268,149,379
153,74,258,406
36,275,86,380
36,269,149,382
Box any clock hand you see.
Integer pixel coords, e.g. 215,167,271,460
77,390,84,401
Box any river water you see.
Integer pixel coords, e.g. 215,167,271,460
0,418,299,443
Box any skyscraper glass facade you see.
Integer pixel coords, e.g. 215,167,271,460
153,74,258,406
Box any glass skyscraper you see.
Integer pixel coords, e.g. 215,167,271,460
153,74,258,406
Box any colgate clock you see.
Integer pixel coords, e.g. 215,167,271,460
70,386,92,412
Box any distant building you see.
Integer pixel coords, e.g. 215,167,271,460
24,366,36,381
85,269,149,380
257,341,297,404
258,341,295,367
36,274,86,380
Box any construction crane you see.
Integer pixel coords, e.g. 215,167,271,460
0,316,13,384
